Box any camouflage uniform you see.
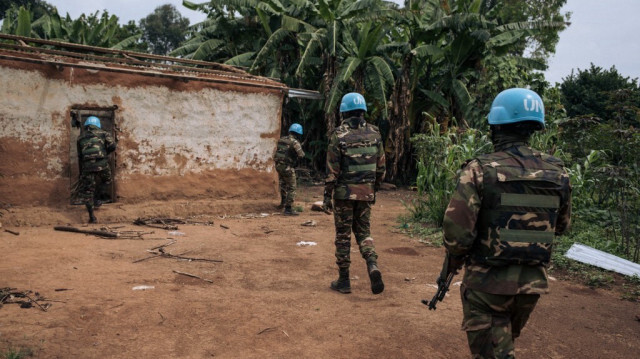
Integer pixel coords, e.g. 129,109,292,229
77,125,116,210
443,142,571,359
325,117,385,270
274,134,305,207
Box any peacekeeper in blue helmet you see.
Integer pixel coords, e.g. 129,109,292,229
437,88,572,358
77,116,116,223
274,123,305,216
323,92,386,295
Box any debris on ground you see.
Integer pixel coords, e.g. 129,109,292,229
167,231,186,236
301,220,317,227
296,241,317,246
218,213,270,219
565,243,640,277
380,183,397,191
100,226,156,239
1,287,52,311
261,226,273,234
311,201,325,212
132,285,155,291
3,229,19,235
54,226,119,238
172,270,213,283
133,217,214,230
133,241,223,263
134,217,183,230
54,225,156,239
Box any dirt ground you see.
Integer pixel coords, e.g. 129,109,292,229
1,186,639,358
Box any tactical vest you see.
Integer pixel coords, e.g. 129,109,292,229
473,147,568,266
337,123,380,185
78,129,107,161
274,135,297,166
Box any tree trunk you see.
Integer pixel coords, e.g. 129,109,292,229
323,55,338,137
386,54,413,183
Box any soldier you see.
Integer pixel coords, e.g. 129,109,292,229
323,92,386,295
77,116,116,223
274,123,305,216
440,88,572,358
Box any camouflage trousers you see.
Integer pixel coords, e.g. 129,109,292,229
461,285,540,359
276,163,296,206
78,168,112,209
333,199,378,269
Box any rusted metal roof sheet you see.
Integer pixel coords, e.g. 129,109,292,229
0,33,288,91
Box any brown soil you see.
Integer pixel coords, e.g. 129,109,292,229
1,187,638,358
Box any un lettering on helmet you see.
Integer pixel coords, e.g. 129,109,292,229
523,98,543,113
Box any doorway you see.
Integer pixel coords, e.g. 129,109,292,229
69,107,117,205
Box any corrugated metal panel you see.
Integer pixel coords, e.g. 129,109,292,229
565,243,640,277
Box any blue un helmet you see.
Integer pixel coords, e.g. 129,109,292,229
84,116,101,128
339,92,367,113
488,88,545,128
289,123,303,135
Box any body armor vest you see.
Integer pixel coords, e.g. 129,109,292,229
337,123,380,185
275,136,297,166
473,147,568,266
78,131,107,161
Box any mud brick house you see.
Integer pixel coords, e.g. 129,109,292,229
0,34,301,207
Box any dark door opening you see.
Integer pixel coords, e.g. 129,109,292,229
69,108,117,205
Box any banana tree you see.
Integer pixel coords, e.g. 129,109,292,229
1,7,141,49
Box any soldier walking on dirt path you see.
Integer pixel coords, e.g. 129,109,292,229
77,116,116,224
323,92,386,295
274,123,305,216
438,88,572,358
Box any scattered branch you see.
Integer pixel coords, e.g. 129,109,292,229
172,270,213,283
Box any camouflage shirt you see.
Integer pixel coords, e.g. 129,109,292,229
443,143,571,295
324,117,386,201
77,125,116,172
274,134,305,167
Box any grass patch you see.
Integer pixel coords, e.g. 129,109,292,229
1,347,34,359
396,214,443,247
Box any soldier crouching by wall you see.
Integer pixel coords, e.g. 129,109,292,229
77,116,116,223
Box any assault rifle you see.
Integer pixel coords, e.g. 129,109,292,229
421,254,459,310
422,271,454,310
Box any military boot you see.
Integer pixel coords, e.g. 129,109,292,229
283,205,299,216
86,203,97,224
330,268,351,294
367,261,384,294
276,196,285,210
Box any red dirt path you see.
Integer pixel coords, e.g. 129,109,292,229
1,187,638,358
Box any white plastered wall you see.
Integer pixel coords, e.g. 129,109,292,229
0,63,283,205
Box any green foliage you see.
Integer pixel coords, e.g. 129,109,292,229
556,66,640,262
1,6,144,50
0,0,53,21
139,4,190,55
560,64,640,126
410,123,491,226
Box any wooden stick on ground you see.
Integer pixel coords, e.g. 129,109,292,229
172,270,214,283
54,226,118,238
